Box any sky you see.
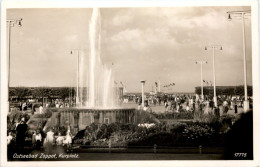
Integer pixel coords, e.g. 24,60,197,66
7,6,252,93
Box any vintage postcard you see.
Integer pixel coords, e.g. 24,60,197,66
1,0,259,167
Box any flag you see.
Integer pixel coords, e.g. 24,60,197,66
203,80,205,83
155,82,158,87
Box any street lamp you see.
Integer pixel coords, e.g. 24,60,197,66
205,45,222,107
140,80,146,108
196,61,207,100
6,18,23,104
227,10,251,112
70,49,81,106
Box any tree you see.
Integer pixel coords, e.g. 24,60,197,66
58,87,70,100
11,87,31,100
32,87,52,105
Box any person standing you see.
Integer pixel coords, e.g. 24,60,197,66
7,131,14,146
158,98,161,106
193,102,196,112
39,105,43,114
209,100,214,110
56,132,64,146
56,103,60,108
19,102,22,111
204,100,209,114
22,102,27,111
32,130,36,149
214,106,220,119
16,118,28,151
223,100,229,115
186,104,190,112
43,128,54,153
31,103,36,115
35,130,42,149
7,131,14,160
235,102,238,114
44,128,54,145
63,129,72,152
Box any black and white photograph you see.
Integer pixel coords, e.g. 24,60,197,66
1,0,259,167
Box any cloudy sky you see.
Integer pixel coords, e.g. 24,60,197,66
7,6,252,93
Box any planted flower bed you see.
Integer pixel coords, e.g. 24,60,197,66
73,113,236,148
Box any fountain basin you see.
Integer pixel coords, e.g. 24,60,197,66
42,107,159,134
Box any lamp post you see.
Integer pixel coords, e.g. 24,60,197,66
227,10,251,112
140,80,146,108
205,45,222,107
196,61,207,100
6,18,22,105
70,49,81,106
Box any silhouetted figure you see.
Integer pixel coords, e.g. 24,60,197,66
19,102,22,111
16,119,28,151
234,103,238,114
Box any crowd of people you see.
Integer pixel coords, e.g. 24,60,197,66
7,121,74,155
8,93,252,156
132,93,252,116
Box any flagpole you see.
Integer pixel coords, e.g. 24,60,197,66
159,80,161,92
196,61,207,100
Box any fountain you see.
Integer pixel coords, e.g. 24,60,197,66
39,8,159,134
78,8,116,108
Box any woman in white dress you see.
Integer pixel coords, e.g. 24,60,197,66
44,128,54,147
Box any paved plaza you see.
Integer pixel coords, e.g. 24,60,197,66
121,101,245,116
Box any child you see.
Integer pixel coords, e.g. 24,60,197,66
63,130,72,152
35,130,42,149
32,130,36,148
56,132,64,146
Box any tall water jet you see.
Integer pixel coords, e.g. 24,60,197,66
78,8,116,108
37,9,158,134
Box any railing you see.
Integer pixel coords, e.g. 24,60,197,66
78,144,225,154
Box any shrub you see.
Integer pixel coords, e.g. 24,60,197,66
44,108,59,113
220,114,235,125
84,123,99,141
218,114,236,134
33,109,53,118
128,132,174,146
7,109,30,131
194,112,218,123
169,122,186,134
181,123,216,145
151,112,194,120
138,111,160,123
